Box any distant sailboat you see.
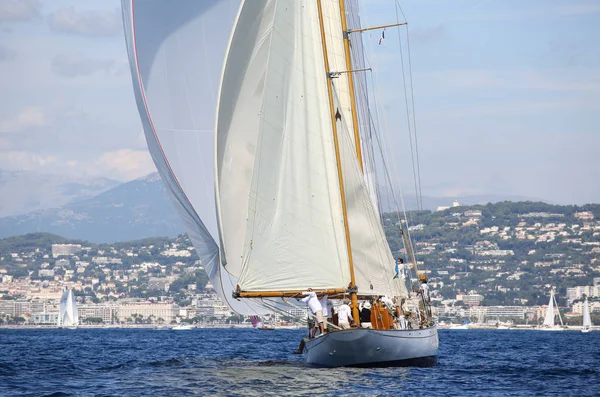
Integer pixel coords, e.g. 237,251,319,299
250,315,275,330
172,324,194,331
58,289,79,329
450,320,471,330
539,289,564,331
582,296,592,333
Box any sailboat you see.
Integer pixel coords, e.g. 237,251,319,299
539,289,565,331
58,289,79,329
582,296,592,333
250,315,275,330
122,0,437,367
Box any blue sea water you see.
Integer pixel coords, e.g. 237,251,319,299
0,328,598,396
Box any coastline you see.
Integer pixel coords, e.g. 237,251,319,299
0,323,301,330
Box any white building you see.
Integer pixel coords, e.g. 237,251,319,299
78,304,119,324
52,244,82,258
118,302,178,323
566,285,600,303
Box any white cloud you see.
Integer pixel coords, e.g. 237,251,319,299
48,7,121,37
0,0,39,23
96,149,155,181
0,106,48,133
0,150,56,170
51,51,119,78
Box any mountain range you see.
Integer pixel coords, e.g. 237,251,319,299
0,170,119,217
0,173,184,243
0,171,545,243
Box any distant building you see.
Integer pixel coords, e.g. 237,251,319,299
461,294,484,307
572,300,600,314
30,312,60,325
0,300,46,318
118,302,178,324
148,278,170,292
38,269,55,278
469,306,529,320
78,304,119,324
574,211,594,220
161,249,192,257
54,259,70,268
436,201,460,212
52,244,81,258
464,210,482,218
195,294,232,318
566,285,600,303
92,257,122,265
521,212,564,218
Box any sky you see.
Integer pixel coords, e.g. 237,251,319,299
0,0,598,205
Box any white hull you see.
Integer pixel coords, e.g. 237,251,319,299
172,325,193,331
538,327,565,331
303,326,438,367
582,328,591,333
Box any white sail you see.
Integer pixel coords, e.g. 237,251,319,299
344,0,381,214
583,297,592,329
321,0,356,140
216,0,351,291
543,290,556,327
333,85,407,298
122,0,267,314
59,289,79,327
215,0,406,298
323,0,380,213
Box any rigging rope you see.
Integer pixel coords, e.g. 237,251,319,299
357,0,428,290
395,1,424,210
392,3,421,212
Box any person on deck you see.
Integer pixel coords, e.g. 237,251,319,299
320,295,333,331
337,298,354,329
381,296,394,310
297,288,325,337
359,301,372,328
418,274,430,303
399,297,409,329
417,274,431,325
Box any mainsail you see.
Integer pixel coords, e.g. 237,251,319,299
543,290,556,327
121,0,265,314
215,0,352,291
215,0,406,298
583,297,592,329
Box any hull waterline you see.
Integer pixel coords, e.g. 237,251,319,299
303,326,438,367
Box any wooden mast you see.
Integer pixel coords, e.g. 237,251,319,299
338,0,363,174
335,0,364,322
316,0,359,320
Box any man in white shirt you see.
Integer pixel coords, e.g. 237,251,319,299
337,299,354,329
299,288,324,337
380,296,394,309
320,295,334,331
